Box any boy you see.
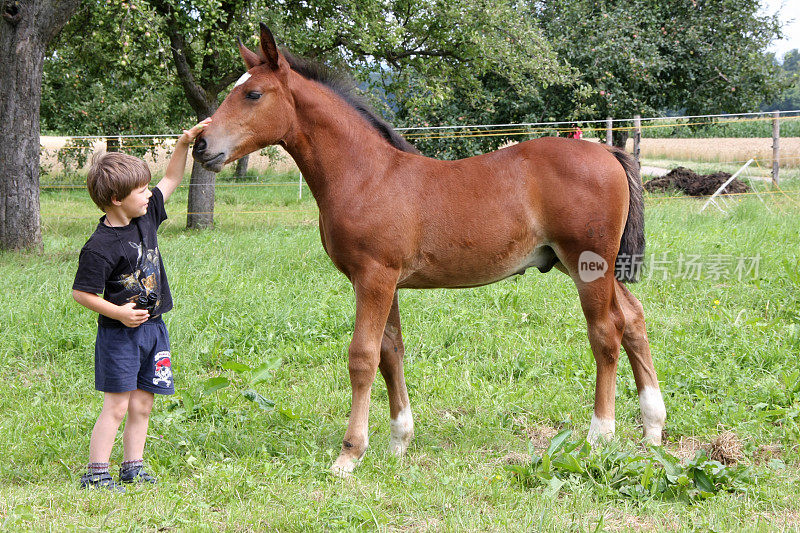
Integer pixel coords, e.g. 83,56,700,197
72,118,211,492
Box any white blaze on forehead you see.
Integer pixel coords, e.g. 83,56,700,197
234,72,251,88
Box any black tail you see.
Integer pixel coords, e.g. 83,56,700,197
607,146,645,283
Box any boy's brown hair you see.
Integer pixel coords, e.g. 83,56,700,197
87,152,151,210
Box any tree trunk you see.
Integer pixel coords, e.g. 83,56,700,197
148,7,243,230
0,0,80,251
186,108,217,229
186,160,217,229
235,154,250,179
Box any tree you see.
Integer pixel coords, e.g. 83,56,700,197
41,0,260,228
405,0,785,153
280,0,568,159
534,0,783,147
764,49,800,111
41,1,193,138
1,0,81,250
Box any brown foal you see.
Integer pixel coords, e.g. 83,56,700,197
193,24,666,476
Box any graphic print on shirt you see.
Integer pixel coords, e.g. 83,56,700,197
153,351,173,387
118,241,162,308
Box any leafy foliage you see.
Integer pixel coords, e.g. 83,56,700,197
42,0,565,138
541,0,781,116
41,0,193,135
505,430,754,502
183,352,298,419
764,49,800,112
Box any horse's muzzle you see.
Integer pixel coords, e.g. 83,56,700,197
192,138,226,172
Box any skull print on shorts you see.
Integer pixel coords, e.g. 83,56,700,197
153,351,173,387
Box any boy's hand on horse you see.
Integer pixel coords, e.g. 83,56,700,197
179,118,212,145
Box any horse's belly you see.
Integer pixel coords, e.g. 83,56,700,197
398,243,557,289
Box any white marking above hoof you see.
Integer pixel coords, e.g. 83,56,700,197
388,406,414,457
639,386,666,445
587,414,615,446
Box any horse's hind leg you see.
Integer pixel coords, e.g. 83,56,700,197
615,280,666,444
574,276,626,444
379,291,414,456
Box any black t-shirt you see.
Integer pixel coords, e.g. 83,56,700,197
73,187,173,327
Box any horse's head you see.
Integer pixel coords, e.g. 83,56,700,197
193,24,295,172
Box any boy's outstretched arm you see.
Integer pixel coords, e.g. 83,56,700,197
156,118,212,202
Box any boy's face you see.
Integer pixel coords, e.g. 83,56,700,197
114,184,152,218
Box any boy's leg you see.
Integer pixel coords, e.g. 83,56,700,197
89,391,131,463
82,391,130,492
122,388,154,462
120,389,157,484
121,320,172,484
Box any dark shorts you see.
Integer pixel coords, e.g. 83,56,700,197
95,318,174,395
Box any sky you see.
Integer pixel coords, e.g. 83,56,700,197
762,0,800,59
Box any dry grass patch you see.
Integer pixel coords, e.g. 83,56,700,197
669,430,746,465
707,431,744,465
599,510,683,532
39,136,299,175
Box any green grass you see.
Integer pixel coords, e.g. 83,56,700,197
1,174,800,531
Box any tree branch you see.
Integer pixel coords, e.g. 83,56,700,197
166,28,211,116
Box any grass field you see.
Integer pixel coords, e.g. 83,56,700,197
2,165,800,531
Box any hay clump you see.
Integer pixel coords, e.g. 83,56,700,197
706,430,744,465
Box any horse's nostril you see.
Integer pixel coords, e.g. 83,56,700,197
194,138,207,153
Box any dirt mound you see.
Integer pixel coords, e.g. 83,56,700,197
644,166,750,196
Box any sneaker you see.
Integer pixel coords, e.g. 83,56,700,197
80,472,126,493
120,465,157,484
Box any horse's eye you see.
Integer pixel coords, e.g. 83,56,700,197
246,91,262,100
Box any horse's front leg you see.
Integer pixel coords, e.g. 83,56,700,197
331,266,398,477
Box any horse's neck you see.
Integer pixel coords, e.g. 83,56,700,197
282,78,395,204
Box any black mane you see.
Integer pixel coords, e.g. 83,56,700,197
282,50,419,155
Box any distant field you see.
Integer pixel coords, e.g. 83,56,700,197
39,136,297,176
629,138,800,169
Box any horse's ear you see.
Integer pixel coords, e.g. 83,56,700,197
238,37,262,70
259,23,280,71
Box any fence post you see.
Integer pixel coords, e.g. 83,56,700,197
772,110,780,186
606,117,613,146
633,114,641,169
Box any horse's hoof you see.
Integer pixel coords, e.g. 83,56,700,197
388,431,414,457
330,452,362,477
587,415,615,446
643,430,663,446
